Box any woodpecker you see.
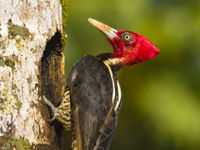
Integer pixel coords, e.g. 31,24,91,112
43,18,159,150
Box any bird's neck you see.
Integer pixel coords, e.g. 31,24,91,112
96,53,112,61
96,53,122,71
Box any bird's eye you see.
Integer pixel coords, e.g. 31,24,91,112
124,34,130,40
121,32,133,42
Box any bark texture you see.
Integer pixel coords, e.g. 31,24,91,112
0,0,66,149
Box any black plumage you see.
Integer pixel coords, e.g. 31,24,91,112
67,54,122,150
43,54,122,150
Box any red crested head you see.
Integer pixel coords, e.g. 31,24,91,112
88,18,159,66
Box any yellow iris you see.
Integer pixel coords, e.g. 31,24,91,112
124,34,131,41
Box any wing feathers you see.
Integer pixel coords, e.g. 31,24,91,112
67,55,122,150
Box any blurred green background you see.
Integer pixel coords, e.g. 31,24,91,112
64,0,200,149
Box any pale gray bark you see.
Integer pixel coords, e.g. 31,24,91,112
0,0,65,149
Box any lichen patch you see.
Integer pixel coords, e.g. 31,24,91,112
0,84,22,115
7,19,33,40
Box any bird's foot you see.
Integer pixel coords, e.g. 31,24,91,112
43,96,57,121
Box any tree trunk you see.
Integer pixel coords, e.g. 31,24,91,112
0,0,67,149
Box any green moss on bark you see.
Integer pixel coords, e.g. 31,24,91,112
0,136,58,150
0,136,31,150
60,0,68,49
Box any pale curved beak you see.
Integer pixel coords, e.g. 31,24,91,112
88,18,118,40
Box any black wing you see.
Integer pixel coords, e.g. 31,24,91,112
67,55,121,150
